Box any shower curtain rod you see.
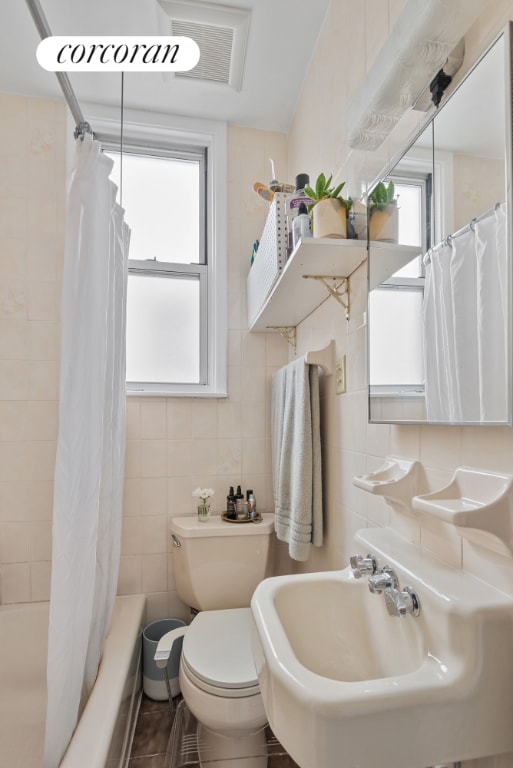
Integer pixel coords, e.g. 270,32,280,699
425,201,504,261
25,0,92,139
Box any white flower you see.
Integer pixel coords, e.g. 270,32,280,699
192,487,215,501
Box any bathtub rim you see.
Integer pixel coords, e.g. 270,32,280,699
59,593,146,767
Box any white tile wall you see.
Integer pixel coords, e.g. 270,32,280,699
0,94,65,604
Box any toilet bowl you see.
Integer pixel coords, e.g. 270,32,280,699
179,609,267,768
167,514,275,767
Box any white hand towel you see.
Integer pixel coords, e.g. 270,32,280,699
271,357,322,561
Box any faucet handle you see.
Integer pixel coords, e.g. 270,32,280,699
367,565,399,593
350,553,378,578
384,585,421,617
384,587,408,616
401,586,421,616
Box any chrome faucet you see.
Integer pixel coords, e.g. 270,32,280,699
367,565,399,593
383,585,421,617
367,563,421,617
350,553,378,578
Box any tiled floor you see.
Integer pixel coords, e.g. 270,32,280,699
128,694,299,768
128,695,172,768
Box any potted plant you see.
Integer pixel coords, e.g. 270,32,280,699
368,180,399,242
305,173,352,239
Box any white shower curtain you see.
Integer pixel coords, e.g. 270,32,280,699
423,204,507,422
44,134,130,768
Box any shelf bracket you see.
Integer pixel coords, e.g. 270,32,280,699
303,276,350,320
267,325,297,352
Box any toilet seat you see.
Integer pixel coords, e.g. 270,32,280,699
181,608,260,698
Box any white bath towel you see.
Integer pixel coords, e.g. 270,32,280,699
271,357,323,561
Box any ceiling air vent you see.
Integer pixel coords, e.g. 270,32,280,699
157,0,251,91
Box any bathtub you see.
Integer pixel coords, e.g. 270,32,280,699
0,594,146,768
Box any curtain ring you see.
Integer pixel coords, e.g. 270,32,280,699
73,121,93,141
445,234,453,247
469,218,477,231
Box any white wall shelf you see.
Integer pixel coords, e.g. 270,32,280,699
369,241,423,290
247,238,367,332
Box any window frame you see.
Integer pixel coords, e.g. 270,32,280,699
93,111,227,397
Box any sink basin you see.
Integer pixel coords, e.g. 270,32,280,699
272,575,423,682
250,528,513,768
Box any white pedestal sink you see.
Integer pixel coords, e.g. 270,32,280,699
250,528,513,768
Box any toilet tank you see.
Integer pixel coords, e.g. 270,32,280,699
170,513,275,611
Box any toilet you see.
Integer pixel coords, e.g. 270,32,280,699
166,513,275,767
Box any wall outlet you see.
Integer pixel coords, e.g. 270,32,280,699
336,355,346,395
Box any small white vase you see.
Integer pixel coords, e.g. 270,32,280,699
312,198,347,238
197,503,210,522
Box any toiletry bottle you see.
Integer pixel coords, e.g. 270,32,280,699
287,174,313,257
346,198,357,239
247,491,257,519
292,202,312,248
226,486,236,519
235,485,245,516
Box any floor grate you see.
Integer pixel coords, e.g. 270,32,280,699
166,699,290,767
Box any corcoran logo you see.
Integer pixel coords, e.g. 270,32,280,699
37,36,200,72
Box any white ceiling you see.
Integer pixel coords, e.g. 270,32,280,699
0,0,330,132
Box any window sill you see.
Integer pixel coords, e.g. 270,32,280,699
126,387,228,398
369,387,424,398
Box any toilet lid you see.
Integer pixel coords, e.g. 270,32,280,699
182,608,260,695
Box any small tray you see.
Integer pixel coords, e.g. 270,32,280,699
222,513,263,524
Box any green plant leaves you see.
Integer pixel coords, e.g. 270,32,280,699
369,180,396,211
306,173,349,209
331,182,345,199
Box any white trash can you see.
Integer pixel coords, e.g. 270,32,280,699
142,618,186,700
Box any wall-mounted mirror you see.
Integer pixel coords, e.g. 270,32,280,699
368,24,512,425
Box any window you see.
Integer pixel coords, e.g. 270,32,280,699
369,171,431,393
388,172,431,273
368,287,425,389
126,264,204,384
100,115,227,396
